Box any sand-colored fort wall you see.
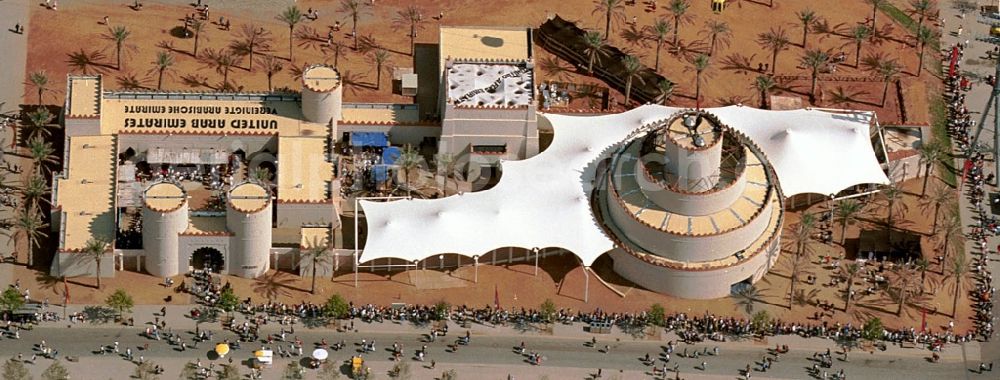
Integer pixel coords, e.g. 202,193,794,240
661,133,722,193
637,159,748,216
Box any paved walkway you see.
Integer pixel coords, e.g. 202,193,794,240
0,0,28,112
937,1,1000,373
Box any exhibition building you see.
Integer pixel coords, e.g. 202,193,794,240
50,25,891,299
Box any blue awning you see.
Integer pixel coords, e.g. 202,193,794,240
350,132,389,147
382,146,401,165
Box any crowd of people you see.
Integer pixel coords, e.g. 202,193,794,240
945,43,996,346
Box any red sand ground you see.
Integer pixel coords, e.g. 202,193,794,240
13,0,959,332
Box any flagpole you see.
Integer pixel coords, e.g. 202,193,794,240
62,276,68,321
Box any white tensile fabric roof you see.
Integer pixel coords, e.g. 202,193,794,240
360,105,890,265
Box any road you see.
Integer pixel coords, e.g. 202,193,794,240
0,320,979,380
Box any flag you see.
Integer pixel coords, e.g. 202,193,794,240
493,284,499,309
63,279,70,305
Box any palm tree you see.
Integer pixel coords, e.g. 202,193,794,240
796,9,817,48
27,71,49,105
700,20,731,57
785,212,816,309
339,0,369,50
583,31,606,74
190,19,206,58
11,208,48,266
300,241,333,294
25,107,54,141
918,141,945,196
920,183,954,234
231,24,273,71
840,262,860,312
200,48,238,91
435,153,454,194
847,25,871,67
27,137,57,174
757,27,790,75
397,144,421,196
83,237,111,289
393,5,424,55
151,51,174,90
914,258,930,294
867,0,888,38
938,213,962,271
689,54,710,106
833,198,864,244
326,41,347,68
909,0,936,31
733,284,761,316
103,25,132,70
880,184,906,242
21,174,49,213
277,6,303,62
371,48,390,90
592,0,625,40
621,55,644,106
914,26,936,77
861,53,902,106
753,75,776,109
657,79,675,105
800,49,830,102
646,18,671,70
946,253,969,317
892,265,916,316
256,54,284,91
668,0,691,47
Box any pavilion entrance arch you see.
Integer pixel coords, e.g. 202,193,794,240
190,247,225,273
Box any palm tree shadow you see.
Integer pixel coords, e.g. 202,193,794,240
156,39,193,58
538,56,574,82
179,74,215,90
252,271,305,302
340,70,376,92
720,52,759,75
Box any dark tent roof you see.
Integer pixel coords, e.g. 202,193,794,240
535,16,670,105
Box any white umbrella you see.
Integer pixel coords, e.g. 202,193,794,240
312,348,329,361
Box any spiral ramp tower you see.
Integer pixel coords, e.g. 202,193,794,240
226,181,272,278
141,181,189,278
599,110,784,299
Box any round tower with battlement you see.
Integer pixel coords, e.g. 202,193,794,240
300,64,343,127
225,182,272,278
141,181,189,277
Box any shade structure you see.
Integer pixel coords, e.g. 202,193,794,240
312,348,329,360
360,105,889,266
350,132,388,147
215,343,230,357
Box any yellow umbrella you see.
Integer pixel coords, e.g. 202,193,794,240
215,343,230,357
254,350,265,358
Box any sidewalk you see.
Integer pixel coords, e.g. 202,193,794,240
937,0,1000,366
33,303,972,362
0,0,28,112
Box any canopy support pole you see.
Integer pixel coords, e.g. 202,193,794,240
584,266,590,303
354,197,359,288
474,256,479,284
533,248,539,276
